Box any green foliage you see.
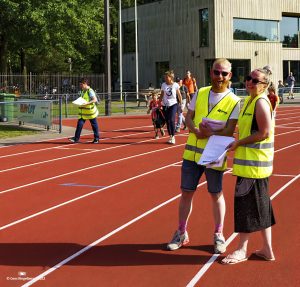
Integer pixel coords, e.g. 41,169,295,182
0,0,104,73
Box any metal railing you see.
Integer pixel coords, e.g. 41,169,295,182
0,73,106,95
0,91,153,132
235,87,300,105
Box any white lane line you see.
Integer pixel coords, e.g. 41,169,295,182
0,143,185,195
274,129,300,136
0,160,182,232
274,142,300,153
276,116,300,121
0,132,171,173
21,196,182,287
277,121,300,126
276,126,300,129
272,174,297,178
186,173,300,287
0,125,153,159
20,171,233,287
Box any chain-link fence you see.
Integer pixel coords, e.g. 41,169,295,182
0,73,105,96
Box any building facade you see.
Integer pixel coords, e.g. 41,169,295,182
121,0,300,90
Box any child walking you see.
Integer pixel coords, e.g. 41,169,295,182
147,92,165,139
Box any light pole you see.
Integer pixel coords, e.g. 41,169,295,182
104,0,111,116
135,0,139,99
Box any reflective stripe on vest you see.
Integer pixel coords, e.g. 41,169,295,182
183,86,240,171
233,158,273,167
78,88,99,119
233,94,274,178
185,144,204,154
241,142,274,149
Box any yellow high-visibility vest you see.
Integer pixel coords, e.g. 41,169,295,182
233,94,274,178
78,88,99,120
183,86,240,170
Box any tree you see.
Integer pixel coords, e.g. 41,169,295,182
0,0,104,74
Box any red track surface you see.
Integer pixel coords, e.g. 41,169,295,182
0,106,299,287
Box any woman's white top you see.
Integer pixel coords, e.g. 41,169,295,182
161,82,180,107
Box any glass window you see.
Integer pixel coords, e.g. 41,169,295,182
233,18,279,41
123,21,135,53
199,8,209,47
280,16,300,48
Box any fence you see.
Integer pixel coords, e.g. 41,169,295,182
0,91,153,132
0,73,106,96
235,86,300,104
1,86,298,133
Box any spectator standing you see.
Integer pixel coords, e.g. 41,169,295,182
183,70,198,100
277,80,284,103
160,70,182,144
166,59,240,253
69,78,99,143
222,67,275,264
286,72,295,99
175,77,190,132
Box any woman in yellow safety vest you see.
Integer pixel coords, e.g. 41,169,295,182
222,67,276,264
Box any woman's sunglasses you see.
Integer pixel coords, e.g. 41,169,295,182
246,75,267,85
213,70,230,77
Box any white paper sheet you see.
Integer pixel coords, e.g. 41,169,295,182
198,135,235,167
201,117,226,131
72,97,88,106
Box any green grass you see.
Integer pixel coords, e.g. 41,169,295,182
0,125,39,139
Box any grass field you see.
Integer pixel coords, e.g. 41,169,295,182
0,124,39,138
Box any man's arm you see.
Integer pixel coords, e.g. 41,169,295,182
185,109,203,139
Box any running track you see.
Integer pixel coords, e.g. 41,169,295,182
0,106,299,287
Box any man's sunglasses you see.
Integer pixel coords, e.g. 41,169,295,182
213,70,230,77
245,75,267,85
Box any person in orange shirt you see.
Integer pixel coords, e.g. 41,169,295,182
183,70,198,100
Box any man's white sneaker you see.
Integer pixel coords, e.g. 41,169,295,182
167,230,189,251
214,233,226,254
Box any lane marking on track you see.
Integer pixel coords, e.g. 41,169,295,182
276,121,300,126
274,142,300,153
276,126,300,129
0,125,153,159
274,129,300,136
12,140,300,285
0,160,182,232
186,173,300,287
20,170,231,287
276,116,300,121
0,132,188,174
60,183,107,189
272,174,297,177
0,143,186,194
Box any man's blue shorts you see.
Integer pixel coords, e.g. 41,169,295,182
180,159,224,193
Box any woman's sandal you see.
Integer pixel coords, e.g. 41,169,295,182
221,250,248,265
254,250,275,261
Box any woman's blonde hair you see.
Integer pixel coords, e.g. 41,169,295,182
165,70,175,80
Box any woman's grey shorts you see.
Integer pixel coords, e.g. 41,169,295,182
180,159,224,193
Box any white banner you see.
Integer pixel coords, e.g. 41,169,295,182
15,100,52,126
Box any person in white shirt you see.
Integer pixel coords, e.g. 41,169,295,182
160,70,182,144
166,59,240,254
